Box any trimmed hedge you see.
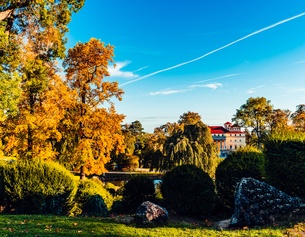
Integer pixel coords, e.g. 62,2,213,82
215,146,266,210
264,134,305,198
161,165,216,216
0,160,77,215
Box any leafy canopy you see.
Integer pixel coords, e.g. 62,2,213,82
61,38,125,177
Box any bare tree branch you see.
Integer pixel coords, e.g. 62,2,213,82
0,9,13,21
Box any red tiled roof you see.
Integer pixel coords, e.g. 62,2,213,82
209,126,228,134
209,126,244,134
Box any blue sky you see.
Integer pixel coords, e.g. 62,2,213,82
66,1,305,132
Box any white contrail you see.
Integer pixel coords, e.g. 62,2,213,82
120,12,305,87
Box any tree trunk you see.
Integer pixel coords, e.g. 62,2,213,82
27,90,35,158
27,124,33,158
80,165,86,180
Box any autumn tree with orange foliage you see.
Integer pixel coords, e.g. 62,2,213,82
0,0,85,160
62,38,125,179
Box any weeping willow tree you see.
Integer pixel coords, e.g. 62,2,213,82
162,118,219,178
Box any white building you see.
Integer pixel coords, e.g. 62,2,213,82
209,122,246,158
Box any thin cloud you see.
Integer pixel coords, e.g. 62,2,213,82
152,82,223,96
120,12,305,87
108,61,138,78
196,73,241,83
247,85,265,94
189,83,223,90
133,66,149,72
140,116,172,120
150,89,188,96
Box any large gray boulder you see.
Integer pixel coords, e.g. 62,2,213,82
229,177,300,227
134,201,169,226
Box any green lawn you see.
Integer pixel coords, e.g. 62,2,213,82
0,214,289,237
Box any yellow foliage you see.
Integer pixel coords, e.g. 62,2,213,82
60,39,125,177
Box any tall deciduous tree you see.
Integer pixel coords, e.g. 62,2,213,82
62,38,125,179
137,124,174,171
108,122,140,171
270,109,291,134
0,0,85,158
1,72,73,160
232,97,273,147
0,13,21,121
178,111,202,125
0,0,84,36
291,104,305,132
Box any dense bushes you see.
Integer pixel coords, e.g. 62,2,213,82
72,178,113,217
2,135,305,220
0,161,114,217
215,146,266,210
161,164,216,216
120,175,155,213
264,133,305,199
0,160,77,215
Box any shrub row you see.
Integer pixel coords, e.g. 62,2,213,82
154,134,305,216
264,134,305,198
215,135,305,212
0,160,112,217
1,133,304,218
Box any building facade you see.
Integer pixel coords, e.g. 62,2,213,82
209,122,246,158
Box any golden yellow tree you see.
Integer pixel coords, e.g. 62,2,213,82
62,38,125,179
0,0,85,159
2,71,74,160
1,22,78,159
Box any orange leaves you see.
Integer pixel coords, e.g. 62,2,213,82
63,38,123,104
1,67,75,160
60,38,125,176
0,36,125,177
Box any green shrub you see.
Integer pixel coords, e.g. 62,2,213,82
111,199,126,214
122,175,155,213
72,178,113,217
81,194,108,217
215,146,265,211
161,164,216,216
264,134,305,198
0,160,77,215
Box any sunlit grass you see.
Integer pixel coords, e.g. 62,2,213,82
0,214,289,237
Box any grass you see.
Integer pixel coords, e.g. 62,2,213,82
0,214,288,237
